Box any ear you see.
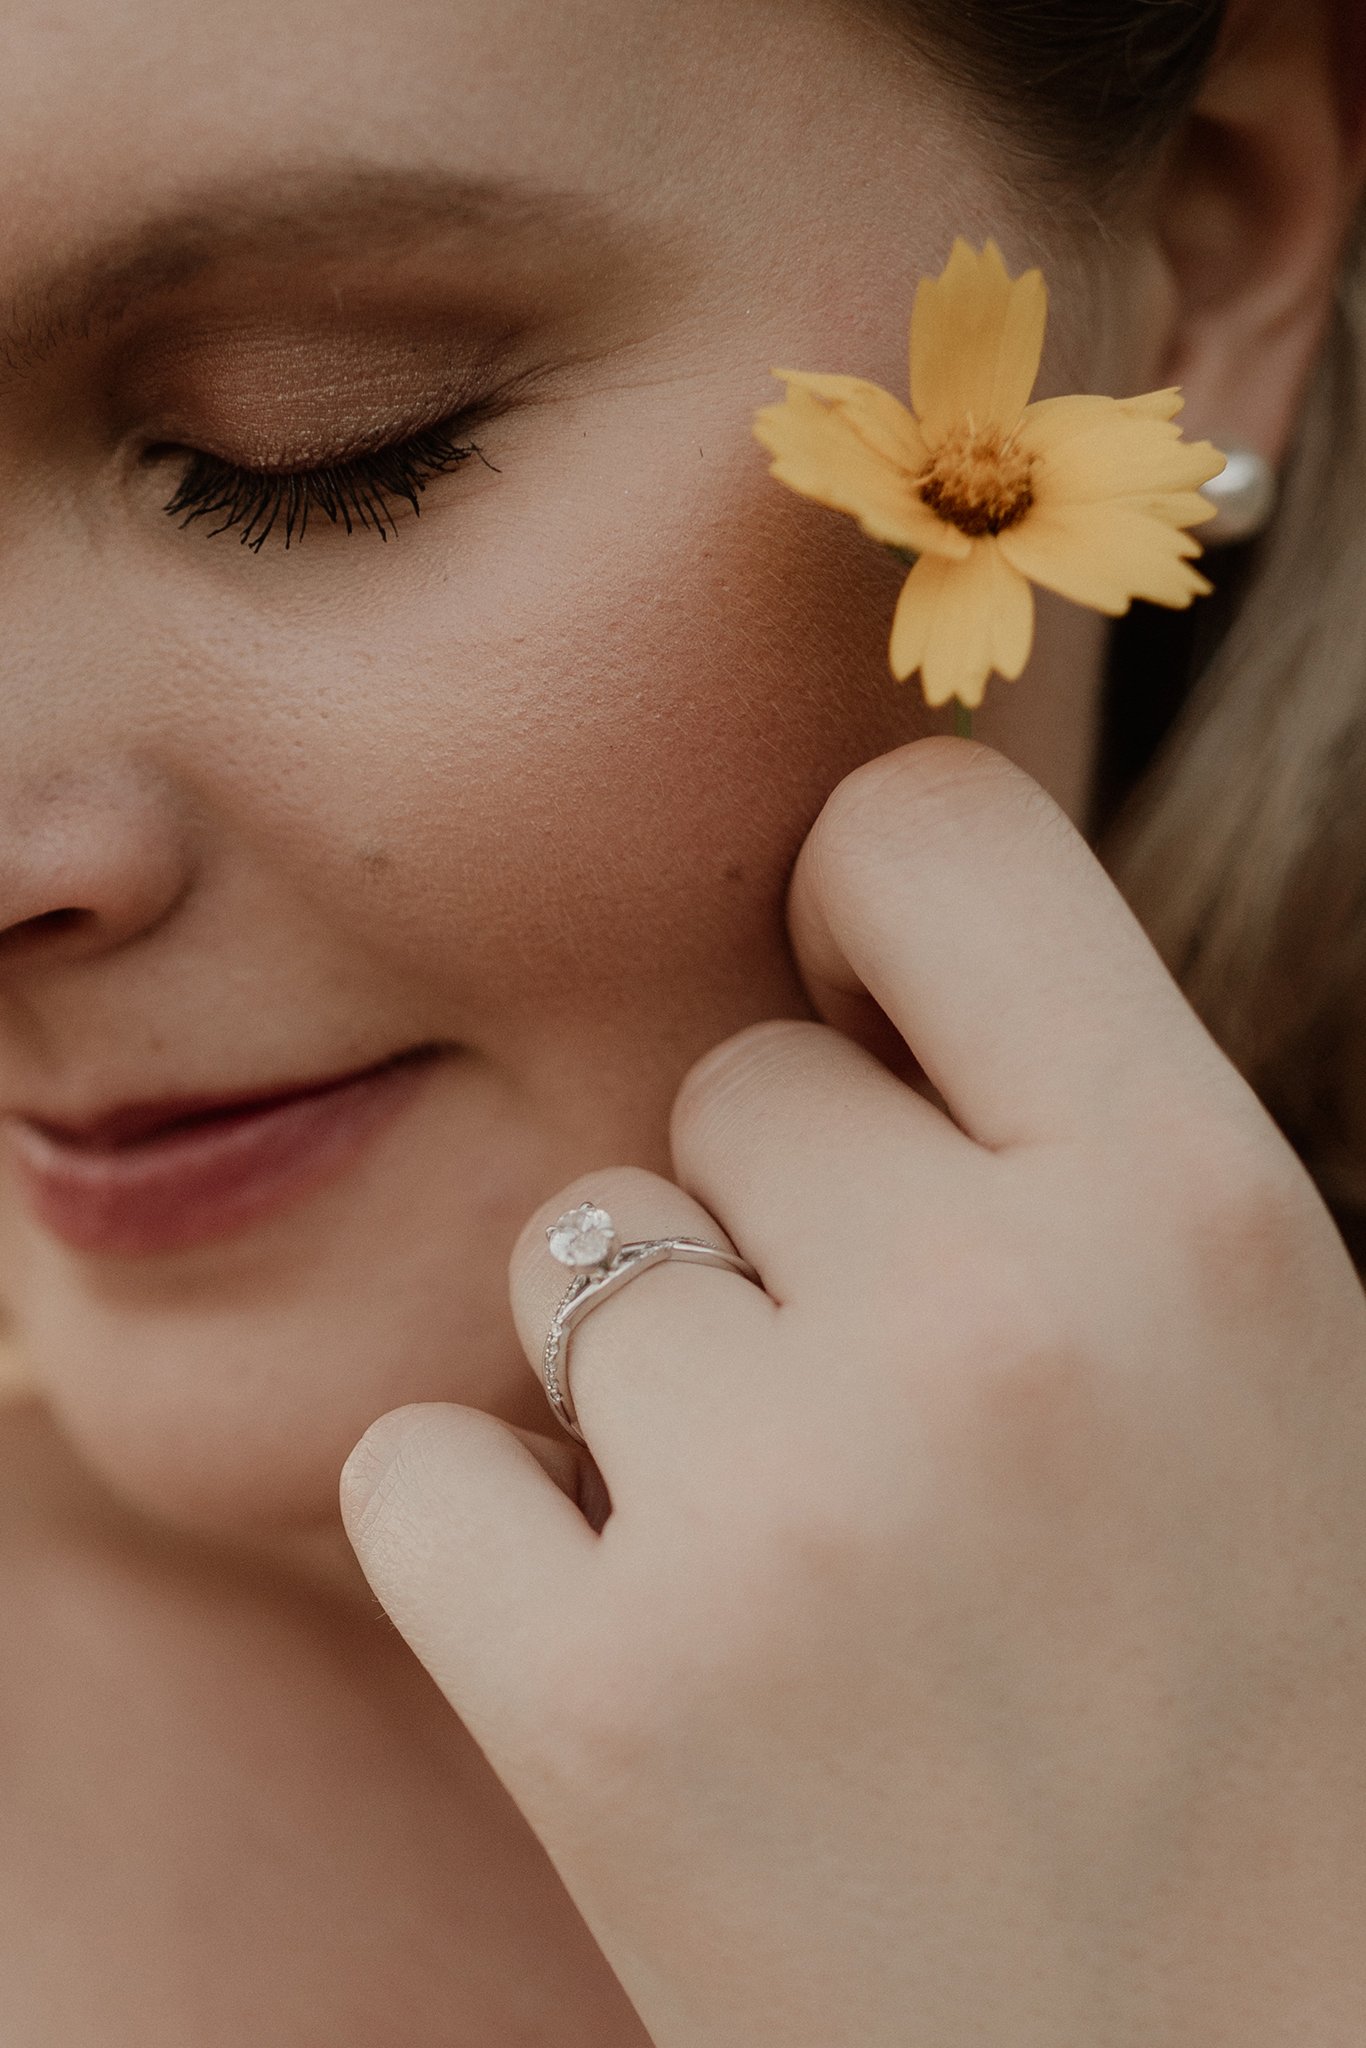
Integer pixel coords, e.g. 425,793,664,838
1151,0,1366,464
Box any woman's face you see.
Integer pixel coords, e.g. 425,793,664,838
0,0,1157,1533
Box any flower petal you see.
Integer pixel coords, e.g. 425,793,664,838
998,499,1214,615
754,382,969,559
773,370,930,472
986,548,1038,680
1121,388,1186,422
1015,393,1126,446
1019,392,1226,509
890,542,1036,709
1149,490,1220,528
910,239,1047,445
1019,388,1197,453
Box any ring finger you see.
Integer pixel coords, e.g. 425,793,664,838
510,1165,779,1494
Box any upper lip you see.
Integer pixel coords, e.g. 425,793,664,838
6,1045,441,1153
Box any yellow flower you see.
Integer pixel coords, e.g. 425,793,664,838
753,239,1226,712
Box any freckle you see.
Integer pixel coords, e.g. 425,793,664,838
723,863,746,885
359,845,392,874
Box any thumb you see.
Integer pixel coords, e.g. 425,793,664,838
340,1403,598,1754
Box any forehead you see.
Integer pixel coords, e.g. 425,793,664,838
0,0,961,291
5,1,665,224
2,2,763,192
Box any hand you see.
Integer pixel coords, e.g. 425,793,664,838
341,739,1366,2048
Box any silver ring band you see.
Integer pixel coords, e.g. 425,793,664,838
541,1205,760,1444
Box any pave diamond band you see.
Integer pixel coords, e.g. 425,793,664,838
541,1205,761,1445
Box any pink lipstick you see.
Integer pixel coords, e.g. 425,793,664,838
6,1048,440,1257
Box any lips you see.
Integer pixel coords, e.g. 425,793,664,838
5,1047,442,1257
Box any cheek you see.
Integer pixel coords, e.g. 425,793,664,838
167,380,932,1076
328,405,926,1014
458,447,925,1031
0,398,935,1539
12,373,1097,1539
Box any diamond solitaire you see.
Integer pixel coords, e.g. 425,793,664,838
546,1203,619,1274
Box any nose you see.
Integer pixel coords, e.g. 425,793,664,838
0,771,190,973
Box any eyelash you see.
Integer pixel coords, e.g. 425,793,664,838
161,416,497,553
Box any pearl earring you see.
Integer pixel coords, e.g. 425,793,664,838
1199,441,1277,545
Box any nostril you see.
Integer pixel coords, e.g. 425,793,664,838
0,779,192,965
0,907,93,956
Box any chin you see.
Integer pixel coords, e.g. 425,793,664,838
46,1314,534,1537
0,1077,556,1534
13,1235,538,1539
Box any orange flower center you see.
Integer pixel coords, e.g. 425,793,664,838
918,426,1036,539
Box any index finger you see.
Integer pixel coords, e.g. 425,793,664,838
787,738,1248,1150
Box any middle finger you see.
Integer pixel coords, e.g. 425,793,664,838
670,1019,980,1299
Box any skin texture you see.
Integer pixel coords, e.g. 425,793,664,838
347,742,1366,2045
0,0,1120,1536
0,0,1362,2039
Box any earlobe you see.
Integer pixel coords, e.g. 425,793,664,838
1151,0,1364,468
1199,441,1278,546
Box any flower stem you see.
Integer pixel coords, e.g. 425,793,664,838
953,701,974,740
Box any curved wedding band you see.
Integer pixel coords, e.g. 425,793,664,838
540,1202,761,1445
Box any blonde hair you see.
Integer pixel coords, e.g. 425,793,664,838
877,0,1366,1260
1101,209,1366,1262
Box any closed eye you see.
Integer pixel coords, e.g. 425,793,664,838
160,413,500,552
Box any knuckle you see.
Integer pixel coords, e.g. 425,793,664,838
530,1628,688,1804
742,1462,877,1587
772,1483,909,1604
1164,1119,1320,1314
962,1326,1091,1442
671,1017,832,1142
928,1267,1103,1474
804,742,1072,940
813,737,1045,871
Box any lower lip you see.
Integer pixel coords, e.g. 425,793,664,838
6,1054,439,1258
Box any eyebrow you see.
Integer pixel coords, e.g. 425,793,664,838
0,164,622,380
